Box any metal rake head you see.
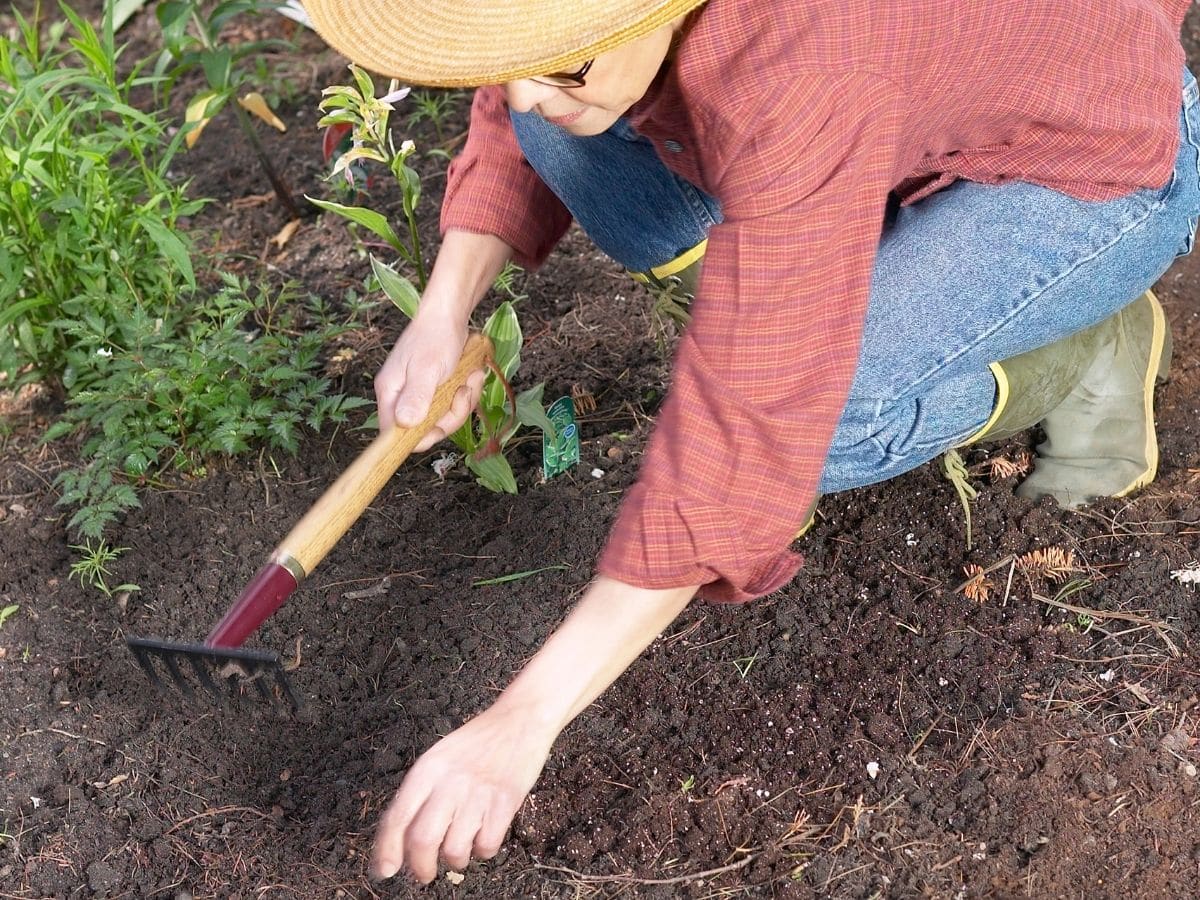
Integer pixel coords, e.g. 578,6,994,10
126,636,301,713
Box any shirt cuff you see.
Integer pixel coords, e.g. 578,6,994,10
596,483,804,604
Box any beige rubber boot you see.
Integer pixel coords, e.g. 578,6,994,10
1015,290,1172,508
964,317,1109,447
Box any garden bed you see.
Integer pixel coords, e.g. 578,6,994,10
3,5,1200,898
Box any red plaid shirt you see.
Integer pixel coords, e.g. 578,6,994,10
442,0,1191,602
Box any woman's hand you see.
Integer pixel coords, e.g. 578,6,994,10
374,307,485,451
369,703,554,883
372,229,514,448
369,577,698,883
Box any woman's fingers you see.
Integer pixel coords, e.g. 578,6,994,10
369,794,419,880
371,783,497,883
371,704,553,883
439,799,487,872
373,316,469,433
401,794,460,884
391,355,442,428
473,794,518,860
414,367,487,452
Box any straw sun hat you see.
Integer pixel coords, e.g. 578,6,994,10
303,0,708,88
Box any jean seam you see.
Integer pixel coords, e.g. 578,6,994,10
676,178,719,232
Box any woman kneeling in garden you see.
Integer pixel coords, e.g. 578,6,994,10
306,0,1198,883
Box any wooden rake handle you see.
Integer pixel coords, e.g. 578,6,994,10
205,334,492,649
276,332,492,577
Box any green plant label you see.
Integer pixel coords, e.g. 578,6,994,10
542,397,580,479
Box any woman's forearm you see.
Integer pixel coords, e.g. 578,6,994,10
418,229,514,323
491,575,699,735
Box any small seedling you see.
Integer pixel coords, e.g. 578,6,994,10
0,605,19,630
68,541,140,600
733,652,758,680
647,277,694,355
406,89,464,144
491,261,529,304
1051,577,1092,605
680,774,696,794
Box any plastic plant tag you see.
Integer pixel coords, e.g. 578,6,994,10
542,397,580,479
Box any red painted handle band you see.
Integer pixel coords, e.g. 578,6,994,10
205,562,299,649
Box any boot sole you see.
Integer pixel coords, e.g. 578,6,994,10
1114,290,1171,498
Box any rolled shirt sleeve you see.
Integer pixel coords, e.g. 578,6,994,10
440,85,573,269
597,73,909,602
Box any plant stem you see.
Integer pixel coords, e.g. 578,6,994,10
404,204,428,290
470,357,520,462
231,99,302,219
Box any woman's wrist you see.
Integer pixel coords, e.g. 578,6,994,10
418,229,514,324
489,576,698,737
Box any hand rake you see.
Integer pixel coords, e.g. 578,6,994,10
126,334,493,713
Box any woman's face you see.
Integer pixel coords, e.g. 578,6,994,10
502,21,679,136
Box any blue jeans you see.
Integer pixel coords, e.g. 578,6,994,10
511,70,1200,494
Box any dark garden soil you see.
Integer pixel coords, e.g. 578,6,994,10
4,6,1200,899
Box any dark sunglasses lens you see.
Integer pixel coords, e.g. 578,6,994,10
532,59,592,88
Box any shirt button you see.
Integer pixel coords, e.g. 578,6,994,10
663,139,684,153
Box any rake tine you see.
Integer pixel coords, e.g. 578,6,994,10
185,652,227,707
251,674,274,704
273,668,301,712
129,643,167,694
126,637,301,713
160,651,195,699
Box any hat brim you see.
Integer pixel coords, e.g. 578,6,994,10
303,0,707,88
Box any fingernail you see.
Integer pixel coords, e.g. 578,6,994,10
369,861,396,881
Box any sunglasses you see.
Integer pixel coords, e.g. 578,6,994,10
531,58,594,88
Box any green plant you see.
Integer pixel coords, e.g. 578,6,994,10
46,275,371,537
406,89,464,145
251,53,304,111
472,564,570,587
491,261,529,304
680,774,696,794
0,605,19,630
311,66,427,289
312,66,557,493
0,1,203,391
68,540,139,599
154,0,301,216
